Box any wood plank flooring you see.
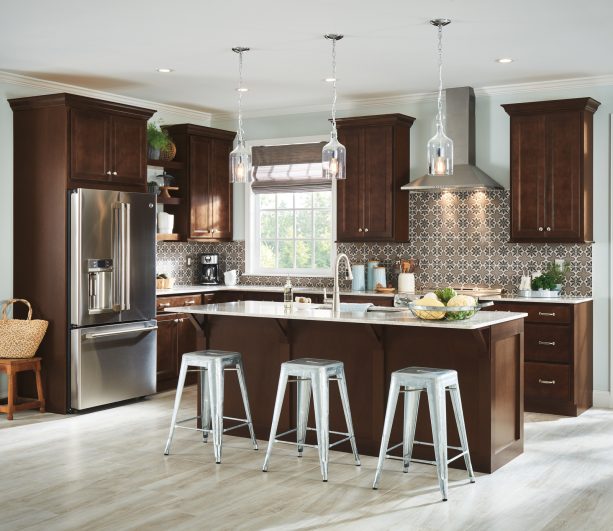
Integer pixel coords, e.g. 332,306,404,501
1,387,613,530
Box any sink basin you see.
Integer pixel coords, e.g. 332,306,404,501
310,302,373,313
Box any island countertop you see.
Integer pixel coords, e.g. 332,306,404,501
165,300,527,330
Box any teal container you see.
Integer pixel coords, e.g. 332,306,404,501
366,260,380,291
351,264,365,291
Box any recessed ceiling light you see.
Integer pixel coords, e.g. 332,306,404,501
236,87,249,92
324,77,337,83
156,68,174,73
495,58,514,64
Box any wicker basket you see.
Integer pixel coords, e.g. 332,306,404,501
159,141,177,162
0,299,48,359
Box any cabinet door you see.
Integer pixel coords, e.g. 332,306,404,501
208,138,233,240
189,135,211,238
510,115,547,241
362,125,394,240
111,115,146,187
336,127,364,240
70,108,110,183
177,314,201,386
156,315,178,387
545,112,582,240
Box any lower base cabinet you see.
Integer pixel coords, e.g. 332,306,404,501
490,299,592,416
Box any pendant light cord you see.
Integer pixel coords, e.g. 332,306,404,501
237,49,245,142
436,23,444,127
331,37,338,130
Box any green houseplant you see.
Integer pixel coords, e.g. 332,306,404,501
531,261,571,294
147,122,172,160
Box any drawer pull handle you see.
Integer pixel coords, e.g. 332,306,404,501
158,303,171,308
538,341,556,346
183,300,196,305
538,312,556,317
538,379,556,385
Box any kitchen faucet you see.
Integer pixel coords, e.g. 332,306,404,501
332,253,353,313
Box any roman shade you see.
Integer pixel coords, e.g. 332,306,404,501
251,142,330,194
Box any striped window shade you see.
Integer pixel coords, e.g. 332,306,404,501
251,142,330,194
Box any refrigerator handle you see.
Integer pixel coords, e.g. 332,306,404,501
113,203,122,312
124,202,131,311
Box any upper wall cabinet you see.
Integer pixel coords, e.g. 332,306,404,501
335,114,414,242
164,124,235,241
502,98,600,243
10,93,154,191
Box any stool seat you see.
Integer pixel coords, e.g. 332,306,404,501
0,357,45,420
164,349,257,463
373,366,475,501
263,357,360,482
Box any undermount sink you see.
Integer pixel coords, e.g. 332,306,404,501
310,302,373,313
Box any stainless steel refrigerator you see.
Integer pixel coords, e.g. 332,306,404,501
70,188,157,410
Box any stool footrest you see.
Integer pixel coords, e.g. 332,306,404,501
272,426,353,450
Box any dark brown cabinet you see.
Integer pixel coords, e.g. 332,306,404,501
490,299,592,416
502,98,600,243
336,114,414,242
165,124,235,241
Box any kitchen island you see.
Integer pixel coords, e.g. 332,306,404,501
166,301,527,473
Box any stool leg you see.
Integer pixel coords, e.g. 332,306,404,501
311,371,330,482
6,369,16,421
262,368,288,472
373,376,400,490
296,378,311,457
427,383,449,501
35,362,45,413
209,361,225,464
236,360,258,450
449,384,475,483
337,369,360,466
164,358,189,455
200,367,211,443
403,388,421,473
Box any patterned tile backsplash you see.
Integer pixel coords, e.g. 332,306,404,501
156,190,592,296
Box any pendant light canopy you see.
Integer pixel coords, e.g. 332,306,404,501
427,19,453,177
322,34,346,180
229,46,251,183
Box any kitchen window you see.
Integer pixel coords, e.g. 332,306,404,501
245,139,335,276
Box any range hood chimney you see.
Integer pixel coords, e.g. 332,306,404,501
403,86,503,191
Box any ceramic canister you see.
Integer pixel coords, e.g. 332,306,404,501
372,266,386,290
366,260,380,291
398,272,415,293
351,264,365,291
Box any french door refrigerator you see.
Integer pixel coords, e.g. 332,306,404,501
70,188,157,410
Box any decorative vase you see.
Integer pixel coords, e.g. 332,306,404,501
148,145,160,160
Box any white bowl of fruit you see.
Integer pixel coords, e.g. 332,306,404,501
408,288,492,321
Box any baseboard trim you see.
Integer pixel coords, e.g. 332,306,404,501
593,391,612,408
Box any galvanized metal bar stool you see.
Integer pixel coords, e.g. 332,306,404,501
164,350,258,463
262,358,360,482
373,367,475,501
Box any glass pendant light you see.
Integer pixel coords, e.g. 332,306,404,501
322,34,346,180
229,46,251,183
427,19,453,176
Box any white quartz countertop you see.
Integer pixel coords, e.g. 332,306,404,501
165,300,527,330
480,295,592,304
156,284,396,298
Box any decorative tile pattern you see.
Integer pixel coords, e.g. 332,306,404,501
156,190,592,296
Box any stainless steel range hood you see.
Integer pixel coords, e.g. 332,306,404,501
403,87,503,191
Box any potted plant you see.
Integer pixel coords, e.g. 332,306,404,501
544,261,571,292
147,122,172,160
531,271,556,297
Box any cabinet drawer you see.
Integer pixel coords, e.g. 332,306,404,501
525,324,571,363
525,362,571,401
156,294,202,313
490,302,571,324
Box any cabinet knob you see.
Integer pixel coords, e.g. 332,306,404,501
106,170,112,175
546,227,551,231
211,228,216,234
112,171,118,176
358,228,363,232
538,227,544,231
364,228,369,233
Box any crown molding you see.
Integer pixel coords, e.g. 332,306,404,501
475,74,613,97
0,71,212,123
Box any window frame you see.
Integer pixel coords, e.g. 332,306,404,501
244,135,336,277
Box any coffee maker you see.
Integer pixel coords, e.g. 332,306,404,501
200,253,221,285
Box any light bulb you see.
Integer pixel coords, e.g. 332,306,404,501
236,161,246,181
434,156,447,175
329,157,339,177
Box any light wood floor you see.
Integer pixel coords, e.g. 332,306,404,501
1,388,613,531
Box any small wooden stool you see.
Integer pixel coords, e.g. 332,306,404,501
0,357,45,420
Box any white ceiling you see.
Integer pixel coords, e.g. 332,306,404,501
2,0,612,115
